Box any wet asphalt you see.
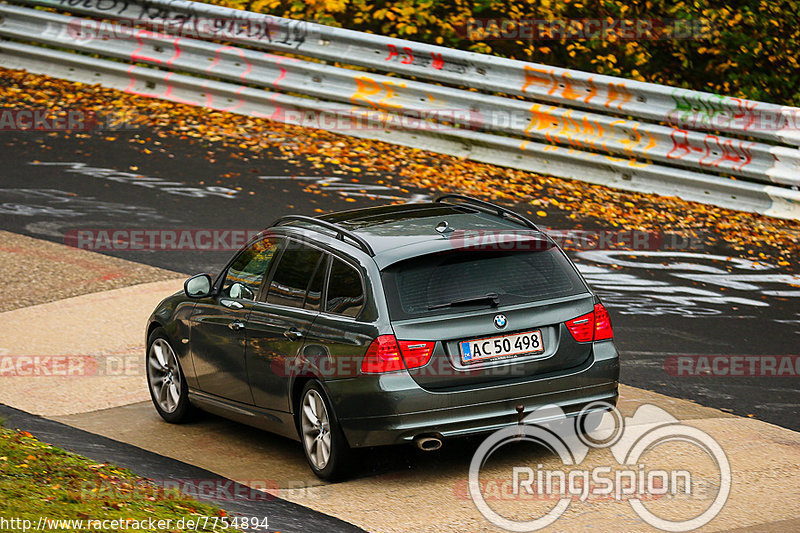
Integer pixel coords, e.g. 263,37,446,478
1,128,798,431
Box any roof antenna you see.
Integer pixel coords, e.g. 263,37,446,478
435,221,455,238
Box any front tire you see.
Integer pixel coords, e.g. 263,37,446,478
299,381,350,481
146,327,193,423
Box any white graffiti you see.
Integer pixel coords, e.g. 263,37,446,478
0,203,79,217
774,313,800,328
0,189,165,220
30,162,239,199
575,250,800,319
259,175,430,202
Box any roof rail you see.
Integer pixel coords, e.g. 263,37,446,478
270,215,376,257
434,194,540,230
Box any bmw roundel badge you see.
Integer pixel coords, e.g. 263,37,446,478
494,314,507,329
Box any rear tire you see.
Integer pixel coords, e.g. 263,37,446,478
298,380,351,481
146,327,193,423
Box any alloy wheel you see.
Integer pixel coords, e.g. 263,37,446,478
148,338,182,413
301,389,332,470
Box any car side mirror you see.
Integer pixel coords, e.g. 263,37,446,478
184,273,213,298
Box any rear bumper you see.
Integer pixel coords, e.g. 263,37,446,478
325,341,620,447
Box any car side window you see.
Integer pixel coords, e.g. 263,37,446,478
266,242,324,308
304,255,328,312
222,237,281,300
326,258,365,318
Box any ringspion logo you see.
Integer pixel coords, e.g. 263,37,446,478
468,403,730,531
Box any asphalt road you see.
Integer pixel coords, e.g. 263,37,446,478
1,129,798,431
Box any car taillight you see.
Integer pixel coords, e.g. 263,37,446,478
398,341,435,369
361,336,434,373
566,311,594,342
566,303,613,343
361,335,405,373
593,303,613,340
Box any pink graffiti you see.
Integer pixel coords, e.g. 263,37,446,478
667,129,692,160
669,130,754,171
732,98,758,131
698,135,753,170
263,54,299,121
207,46,253,82
162,72,205,107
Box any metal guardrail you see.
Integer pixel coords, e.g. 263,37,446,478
1,0,799,220
2,5,798,188
14,0,800,147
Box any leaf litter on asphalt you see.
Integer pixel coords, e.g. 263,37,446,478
1,66,797,270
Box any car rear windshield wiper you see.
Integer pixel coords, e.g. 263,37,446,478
428,293,500,310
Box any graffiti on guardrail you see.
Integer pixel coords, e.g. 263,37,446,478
522,66,634,111
666,129,754,171
67,17,272,43
384,43,469,74
3,0,798,218
55,0,314,47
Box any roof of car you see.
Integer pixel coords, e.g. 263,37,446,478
309,202,551,268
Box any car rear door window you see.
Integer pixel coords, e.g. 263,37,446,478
222,237,281,300
266,242,324,308
304,255,328,311
326,258,365,318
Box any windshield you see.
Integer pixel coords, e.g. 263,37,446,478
381,248,588,319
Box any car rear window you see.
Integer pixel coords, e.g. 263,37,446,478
381,248,587,319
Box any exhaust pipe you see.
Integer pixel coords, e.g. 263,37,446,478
414,435,443,451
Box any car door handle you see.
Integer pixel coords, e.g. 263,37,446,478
228,320,245,331
283,328,303,341
221,299,244,309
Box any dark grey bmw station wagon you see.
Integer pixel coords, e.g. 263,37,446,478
145,195,619,479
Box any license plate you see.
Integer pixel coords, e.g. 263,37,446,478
459,330,544,364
